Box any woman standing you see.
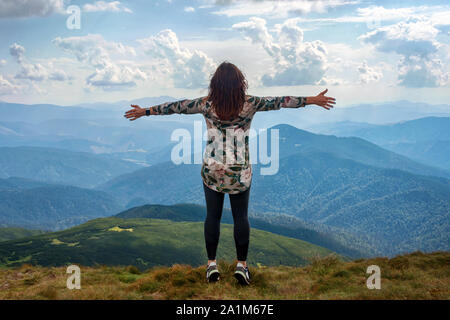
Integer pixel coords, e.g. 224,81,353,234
124,61,336,285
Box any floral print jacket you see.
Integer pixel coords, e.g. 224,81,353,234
150,95,307,194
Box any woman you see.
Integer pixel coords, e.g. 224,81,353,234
124,61,336,285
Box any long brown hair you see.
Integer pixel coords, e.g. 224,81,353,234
207,61,248,121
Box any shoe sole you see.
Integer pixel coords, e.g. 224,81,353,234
234,271,250,285
207,270,220,283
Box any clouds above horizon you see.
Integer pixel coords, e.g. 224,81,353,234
210,0,360,18
9,43,71,82
358,16,449,87
83,1,132,13
138,29,217,89
0,0,133,19
0,0,449,104
357,60,382,84
0,0,64,18
47,29,216,91
0,74,19,95
52,34,146,90
232,17,333,86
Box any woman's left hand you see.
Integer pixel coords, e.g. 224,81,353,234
309,88,336,110
124,104,145,121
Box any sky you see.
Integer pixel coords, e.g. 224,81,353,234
0,0,449,107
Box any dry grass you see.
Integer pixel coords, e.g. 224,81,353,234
0,251,448,300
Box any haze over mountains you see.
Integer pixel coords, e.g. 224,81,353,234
0,97,448,265
0,146,141,188
306,117,450,172
0,177,123,230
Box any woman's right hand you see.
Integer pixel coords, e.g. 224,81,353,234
308,88,336,110
124,104,146,121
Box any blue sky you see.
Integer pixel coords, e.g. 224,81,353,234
0,0,449,106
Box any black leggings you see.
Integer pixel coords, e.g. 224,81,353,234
203,182,251,261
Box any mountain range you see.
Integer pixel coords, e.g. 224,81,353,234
97,124,450,256
305,117,450,172
0,99,448,260
0,177,123,230
0,146,141,188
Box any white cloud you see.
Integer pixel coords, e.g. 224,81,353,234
233,17,334,86
53,34,136,63
0,0,64,18
138,29,217,89
53,34,146,90
232,17,281,57
9,43,25,63
293,4,450,27
430,10,450,35
318,76,345,86
184,6,195,12
357,60,382,84
358,16,449,87
356,4,450,31
0,59,6,66
86,62,145,88
397,55,449,88
0,74,21,95
358,17,440,57
210,0,360,18
178,37,271,90
15,62,47,81
356,5,417,22
83,1,132,13
9,43,71,82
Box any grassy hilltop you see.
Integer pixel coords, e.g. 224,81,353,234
0,251,448,300
0,217,333,269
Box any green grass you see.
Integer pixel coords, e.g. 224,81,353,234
0,251,447,300
0,227,45,242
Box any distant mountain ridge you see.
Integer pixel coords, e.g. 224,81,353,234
0,146,141,188
307,117,450,144
305,117,450,171
251,150,450,255
0,178,124,230
273,123,450,179
1,99,449,168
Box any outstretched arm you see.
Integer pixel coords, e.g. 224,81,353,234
252,96,307,112
124,96,207,121
252,88,335,112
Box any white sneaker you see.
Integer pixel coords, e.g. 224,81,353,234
234,264,251,285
